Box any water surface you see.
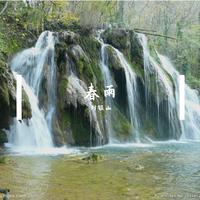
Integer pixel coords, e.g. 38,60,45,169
1,142,200,200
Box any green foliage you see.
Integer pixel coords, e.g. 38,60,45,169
187,75,200,92
0,31,9,55
75,1,117,27
153,24,200,90
59,76,68,95
0,17,30,56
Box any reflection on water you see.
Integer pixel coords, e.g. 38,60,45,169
1,142,200,200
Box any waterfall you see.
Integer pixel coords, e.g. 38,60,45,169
138,33,200,140
98,32,200,142
113,49,141,143
8,72,53,148
97,33,141,143
158,54,200,140
7,29,200,149
9,31,57,148
96,34,115,143
138,34,179,138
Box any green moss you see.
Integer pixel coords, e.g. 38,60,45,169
60,110,71,130
75,37,104,97
187,75,200,92
22,89,32,119
111,106,132,141
78,36,101,61
102,29,129,51
106,46,122,71
69,107,91,146
106,41,144,81
0,130,7,145
0,83,9,107
131,61,144,80
59,76,68,95
77,57,85,74
0,63,10,106
76,56,94,83
141,117,157,140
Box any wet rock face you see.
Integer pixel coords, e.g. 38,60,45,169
102,28,143,69
68,45,88,63
55,32,107,147
59,74,105,146
0,130,7,146
102,28,131,51
59,31,79,45
0,62,15,129
130,32,144,68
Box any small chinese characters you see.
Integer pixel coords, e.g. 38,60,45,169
91,105,112,112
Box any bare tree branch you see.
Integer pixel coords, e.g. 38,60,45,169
135,30,176,40
0,1,8,16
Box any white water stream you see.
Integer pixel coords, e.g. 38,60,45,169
8,31,57,150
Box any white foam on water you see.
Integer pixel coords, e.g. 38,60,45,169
90,142,155,150
151,140,188,144
4,143,80,156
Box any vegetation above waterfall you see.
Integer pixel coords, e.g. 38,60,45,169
1,1,200,90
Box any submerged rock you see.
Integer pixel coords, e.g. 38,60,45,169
134,164,144,171
82,153,103,163
0,188,10,200
127,164,144,172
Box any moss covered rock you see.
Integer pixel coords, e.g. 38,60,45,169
102,28,131,52
54,32,107,146
0,130,7,146
0,61,15,129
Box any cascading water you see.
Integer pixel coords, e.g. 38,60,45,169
7,28,200,150
113,48,141,143
138,33,200,140
158,54,200,140
97,33,141,143
9,31,57,149
8,72,53,148
138,34,179,138
96,34,115,143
